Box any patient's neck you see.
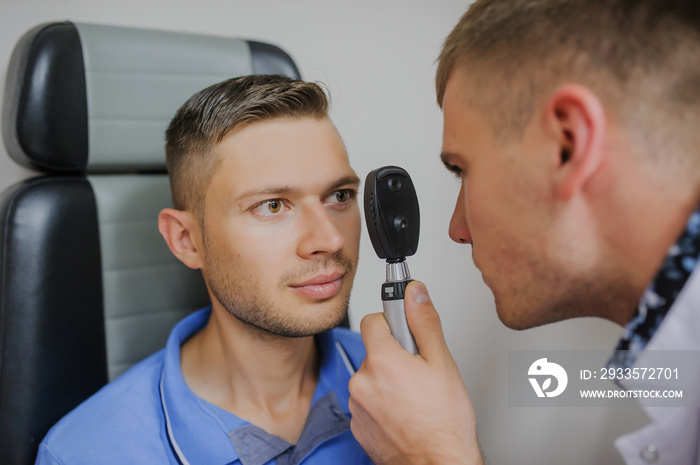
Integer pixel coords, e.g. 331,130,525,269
180,304,319,444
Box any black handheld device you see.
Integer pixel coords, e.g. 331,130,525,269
364,166,420,354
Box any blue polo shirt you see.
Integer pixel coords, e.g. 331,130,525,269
35,308,372,465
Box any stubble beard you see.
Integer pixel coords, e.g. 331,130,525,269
202,233,354,339
493,256,640,330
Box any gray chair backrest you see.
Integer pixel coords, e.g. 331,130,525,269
0,21,300,465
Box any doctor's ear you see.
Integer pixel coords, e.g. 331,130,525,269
546,84,606,200
158,208,204,270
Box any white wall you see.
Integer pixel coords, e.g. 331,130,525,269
0,1,648,463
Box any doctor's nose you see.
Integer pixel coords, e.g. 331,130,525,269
448,184,472,245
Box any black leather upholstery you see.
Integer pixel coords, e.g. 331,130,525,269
2,22,88,173
1,25,300,175
0,177,107,465
250,40,301,78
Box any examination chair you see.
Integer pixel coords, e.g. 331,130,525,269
0,21,301,465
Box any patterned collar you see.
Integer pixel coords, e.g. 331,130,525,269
609,207,700,370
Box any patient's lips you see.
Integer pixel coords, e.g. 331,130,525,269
290,271,344,300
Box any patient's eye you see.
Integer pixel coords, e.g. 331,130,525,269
267,200,282,213
334,190,351,203
325,189,356,206
252,199,287,218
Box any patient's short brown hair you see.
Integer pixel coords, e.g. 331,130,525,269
165,75,329,215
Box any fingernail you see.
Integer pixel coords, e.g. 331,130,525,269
411,282,430,304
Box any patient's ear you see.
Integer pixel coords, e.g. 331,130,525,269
546,84,606,200
158,208,204,270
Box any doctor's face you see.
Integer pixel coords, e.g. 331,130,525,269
441,67,591,329
200,117,361,337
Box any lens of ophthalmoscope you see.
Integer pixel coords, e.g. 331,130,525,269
388,177,402,192
394,215,408,232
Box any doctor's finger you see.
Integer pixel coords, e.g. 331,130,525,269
404,281,452,363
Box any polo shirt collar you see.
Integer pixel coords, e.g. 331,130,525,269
229,391,350,465
160,307,238,465
314,326,354,415
159,307,356,465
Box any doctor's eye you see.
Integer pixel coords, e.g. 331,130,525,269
442,161,464,181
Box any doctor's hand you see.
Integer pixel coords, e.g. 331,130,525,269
348,281,483,465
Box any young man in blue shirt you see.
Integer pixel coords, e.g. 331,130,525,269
36,75,372,465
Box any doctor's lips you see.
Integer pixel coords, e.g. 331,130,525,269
289,271,345,300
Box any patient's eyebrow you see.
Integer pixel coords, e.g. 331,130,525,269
325,175,361,192
236,174,361,202
237,185,299,200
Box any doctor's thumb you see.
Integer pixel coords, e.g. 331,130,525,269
405,281,450,359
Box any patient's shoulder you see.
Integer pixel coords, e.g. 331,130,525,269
37,351,169,464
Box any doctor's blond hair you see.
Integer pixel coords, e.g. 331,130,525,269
436,0,700,158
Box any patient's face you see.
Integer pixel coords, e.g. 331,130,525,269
199,117,361,337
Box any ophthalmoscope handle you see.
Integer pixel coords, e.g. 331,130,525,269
381,264,419,355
